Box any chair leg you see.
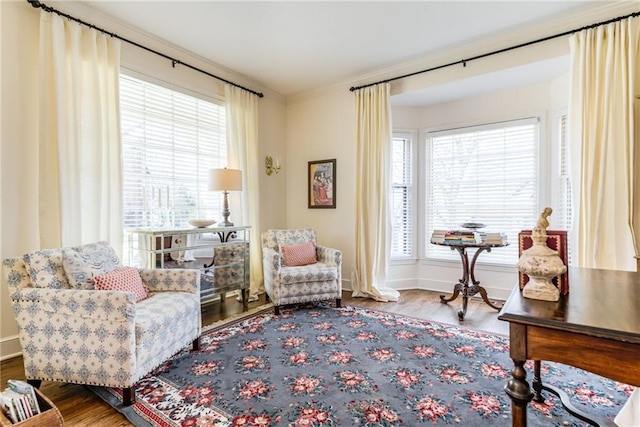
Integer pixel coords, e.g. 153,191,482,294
336,298,342,308
192,337,200,351
241,289,249,312
122,386,136,406
274,305,280,315
27,379,42,389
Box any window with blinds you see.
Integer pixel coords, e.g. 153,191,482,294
120,72,227,234
391,133,414,258
425,118,539,264
554,113,572,264
555,114,572,229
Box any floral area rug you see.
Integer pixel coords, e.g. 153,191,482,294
89,303,632,426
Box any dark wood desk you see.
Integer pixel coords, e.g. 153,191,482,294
498,267,640,427
433,241,507,320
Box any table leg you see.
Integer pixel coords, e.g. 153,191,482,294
241,289,249,311
439,283,462,303
203,252,215,269
505,358,533,427
440,245,503,320
532,360,544,403
475,285,504,311
440,247,472,320
469,247,490,285
468,246,502,311
458,296,468,321
456,247,470,320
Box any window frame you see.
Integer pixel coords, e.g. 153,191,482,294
390,129,419,262
390,110,572,271
550,109,572,265
388,110,573,270
423,115,544,265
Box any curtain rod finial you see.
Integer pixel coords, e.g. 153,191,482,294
27,0,53,13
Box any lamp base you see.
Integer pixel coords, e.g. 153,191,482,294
220,191,234,227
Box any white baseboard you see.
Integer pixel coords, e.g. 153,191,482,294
0,335,22,362
388,277,513,301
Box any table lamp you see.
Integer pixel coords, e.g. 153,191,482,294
208,168,243,227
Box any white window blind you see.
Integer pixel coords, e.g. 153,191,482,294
391,133,414,258
555,114,572,229
554,114,572,264
120,73,227,236
425,118,539,264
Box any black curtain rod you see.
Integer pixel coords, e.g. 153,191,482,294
28,0,264,98
349,10,640,92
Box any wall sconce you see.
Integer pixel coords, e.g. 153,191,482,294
265,156,281,176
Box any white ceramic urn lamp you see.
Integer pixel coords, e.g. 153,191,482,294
517,207,567,301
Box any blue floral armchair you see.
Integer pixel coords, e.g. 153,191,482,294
262,228,342,315
2,241,201,406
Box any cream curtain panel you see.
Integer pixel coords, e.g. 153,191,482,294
38,11,122,250
568,16,640,271
225,84,262,300
352,84,400,302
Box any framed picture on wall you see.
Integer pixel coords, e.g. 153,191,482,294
308,159,336,209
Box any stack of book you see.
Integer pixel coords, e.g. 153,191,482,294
483,232,509,245
430,229,448,244
431,229,483,244
0,380,41,423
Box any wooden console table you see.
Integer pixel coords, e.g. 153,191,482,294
498,267,640,427
433,241,507,321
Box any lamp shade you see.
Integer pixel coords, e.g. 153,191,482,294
208,168,243,192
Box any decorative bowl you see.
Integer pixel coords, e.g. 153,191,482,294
461,222,486,230
188,219,217,228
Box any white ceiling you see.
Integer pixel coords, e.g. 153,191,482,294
78,1,618,103
390,55,571,106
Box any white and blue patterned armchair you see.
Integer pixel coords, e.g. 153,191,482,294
262,228,342,315
2,241,201,406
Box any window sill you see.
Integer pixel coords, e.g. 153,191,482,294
389,257,419,266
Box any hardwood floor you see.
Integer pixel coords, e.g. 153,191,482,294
0,289,508,426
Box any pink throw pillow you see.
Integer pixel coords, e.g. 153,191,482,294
93,266,149,302
281,241,317,267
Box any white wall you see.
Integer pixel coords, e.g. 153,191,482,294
1,0,41,360
285,87,357,287
0,0,287,360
